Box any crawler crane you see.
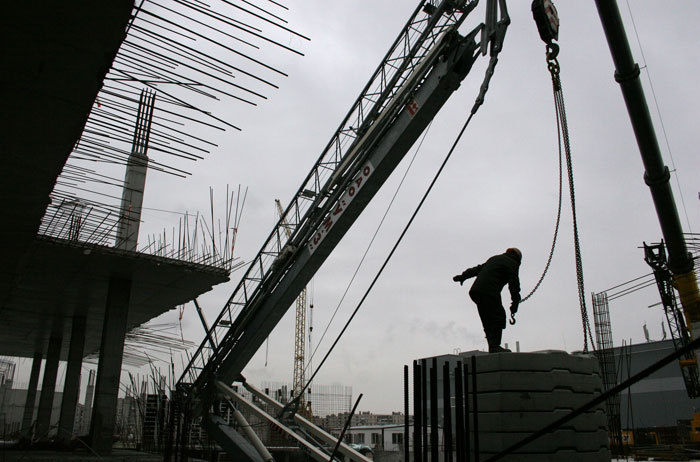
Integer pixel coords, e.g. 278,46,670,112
175,0,510,460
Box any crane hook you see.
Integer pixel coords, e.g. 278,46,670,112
509,312,516,325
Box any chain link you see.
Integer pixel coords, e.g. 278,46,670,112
522,48,595,352
520,84,563,304
549,53,596,352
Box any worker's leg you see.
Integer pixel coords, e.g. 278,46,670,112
470,292,509,352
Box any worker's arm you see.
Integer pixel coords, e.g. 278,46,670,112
508,267,521,312
453,264,482,285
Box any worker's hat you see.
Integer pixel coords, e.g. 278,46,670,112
506,248,522,261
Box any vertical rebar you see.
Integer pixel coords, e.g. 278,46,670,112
443,361,453,462
454,365,464,462
414,361,422,462
471,356,479,460
405,364,410,461
463,362,470,461
421,358,428,462
430,358,438,461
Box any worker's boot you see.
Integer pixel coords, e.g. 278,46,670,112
486,328,510,353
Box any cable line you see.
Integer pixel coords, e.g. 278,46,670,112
625,0,692,234
303,122,433,376
286,111,477,418
282,45,501,415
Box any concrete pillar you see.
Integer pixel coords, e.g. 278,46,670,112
36,334,62,439
82,369,95,435
116,89,154,252
20,351,43,439
57,315,86,443
90,276,131,455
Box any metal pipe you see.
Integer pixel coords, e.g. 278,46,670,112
593,1,692,276
242,381,370,462
330,394,363,462
430,358,438,461
422,358,428,461
471,356,479,460
443,361,453,462
454,365,464,462
414,361,423,462
405,364,411,460
230,405,274,462
463,363,470,462
595,0,700,339
216,381,329,461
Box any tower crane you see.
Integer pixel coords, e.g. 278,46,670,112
275,199,313,417
176,0,510,459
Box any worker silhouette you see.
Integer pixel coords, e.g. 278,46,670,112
453,248,522,353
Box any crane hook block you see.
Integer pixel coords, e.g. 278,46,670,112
532,0,559,44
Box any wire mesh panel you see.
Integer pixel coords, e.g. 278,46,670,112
592,291,623,455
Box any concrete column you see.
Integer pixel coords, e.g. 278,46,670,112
90,276,131,455
82,369,95,435
36,335,62,439
20,351,43,439
115,89,154,252
57,315,86,443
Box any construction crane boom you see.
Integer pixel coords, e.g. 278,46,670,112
275,199,309,410
178,0,494,402
176,7,510,460
174,0,511,458
595,0,700,393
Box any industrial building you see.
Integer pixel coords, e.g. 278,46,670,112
612,339,700,442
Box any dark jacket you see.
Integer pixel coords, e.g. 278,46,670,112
461,252,521,303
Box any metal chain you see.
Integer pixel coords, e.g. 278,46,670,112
547,49,596,352
520,44,565,303
520,72,563,304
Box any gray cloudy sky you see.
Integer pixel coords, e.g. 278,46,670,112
133,1,700,413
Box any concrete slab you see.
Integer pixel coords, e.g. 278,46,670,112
0,236,229,360
472,428,608,453
470,408,607,432
1,1,134,311
461,350,609,460
474,370,603,393
469,350,601,375
474,389,606,413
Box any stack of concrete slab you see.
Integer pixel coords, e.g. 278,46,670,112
468,350,610,461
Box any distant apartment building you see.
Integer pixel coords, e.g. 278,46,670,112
343,423,410,452
319,411,406,432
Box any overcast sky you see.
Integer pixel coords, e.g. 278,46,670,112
102,1,700,413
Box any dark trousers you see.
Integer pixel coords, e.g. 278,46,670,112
469,290,506,346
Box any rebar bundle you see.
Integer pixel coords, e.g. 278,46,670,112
38,0,308,265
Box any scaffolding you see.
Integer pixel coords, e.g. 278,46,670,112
260,381,352,418
643,242,700,397
592,291,623,455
